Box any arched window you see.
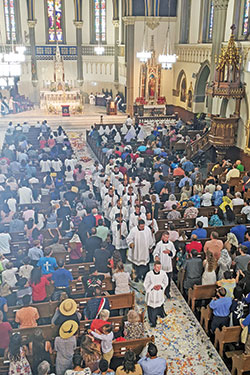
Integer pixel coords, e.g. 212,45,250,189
92,0,106,43
3,0,17,43
200,0,214,43
243,0,250,36
46,0,64,43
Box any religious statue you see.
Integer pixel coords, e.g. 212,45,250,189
54,44,65,91
148,74,156,98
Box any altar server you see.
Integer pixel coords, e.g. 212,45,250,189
129,205,146,231
110,199,128,223
144,260,168,327
153,231,176,299
126,219,154,281
103,187,118,226
111,213,128,263
89,93,95,105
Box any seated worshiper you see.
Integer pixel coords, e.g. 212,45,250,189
209,287,232,333
138,343,167,375
186,234,203,254
183,201,199,219
15,295,39,328
234,245,250,272
167,204,181,220
204,231,223,261
201,188,212,206
84,285,110,320
183,250,203,295
191,221,207,239
124,310,145,340
232,192,244,206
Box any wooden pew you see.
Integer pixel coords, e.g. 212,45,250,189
232,353,250,375
70,277,114,296
214,326,242,357
0,358,9,375
7,292,135,322
113,336,154,357
65,262,95,278
188,284,217,312
200,306,212,333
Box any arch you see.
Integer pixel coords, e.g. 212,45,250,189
173,69,187,97
180,77,187,102
194,61,210,103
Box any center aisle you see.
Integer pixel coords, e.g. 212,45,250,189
69,130,231,375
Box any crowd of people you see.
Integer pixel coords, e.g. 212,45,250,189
0,114,249,374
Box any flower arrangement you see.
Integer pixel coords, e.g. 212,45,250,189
157,96,166,105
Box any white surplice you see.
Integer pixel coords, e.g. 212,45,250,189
144,270,169,308
126,226,153,266
111,220,128,249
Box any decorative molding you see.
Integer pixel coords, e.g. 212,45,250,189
175,44,212,63
213,0,230,10
122,16,177,26
146,18,160,30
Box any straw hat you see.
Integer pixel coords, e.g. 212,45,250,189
59,320,78,339
59,299,77,316
71,186,78,193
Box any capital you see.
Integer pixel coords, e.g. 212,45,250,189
27,19,37,28
213,0,230,10
74,20,83,28
122,17,135,26
112,19,119,28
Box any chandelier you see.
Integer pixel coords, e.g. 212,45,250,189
0,45,26,88
137,22,151,63
159,3,177,70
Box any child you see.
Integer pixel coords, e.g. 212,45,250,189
91,324,114,365
112,262,130,295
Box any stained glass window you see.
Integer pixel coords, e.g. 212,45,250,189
94,0,106,42
47,0,63,43
4,0,17,43
243,0,250,35
208,1,214,41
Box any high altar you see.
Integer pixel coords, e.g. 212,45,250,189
40,45,83,114
134,36,166,116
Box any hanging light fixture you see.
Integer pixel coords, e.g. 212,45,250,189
158,3,177,70
137,21,151,63
0,30,26,88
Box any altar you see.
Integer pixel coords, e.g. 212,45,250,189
39,44,83,115
40,90,83,113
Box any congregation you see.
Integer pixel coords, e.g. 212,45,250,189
0,114,249,375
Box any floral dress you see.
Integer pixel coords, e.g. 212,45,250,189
9,348,32,375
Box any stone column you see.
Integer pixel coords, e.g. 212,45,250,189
113,19,119,89
208,0,230,112
74,21,84,86
124,17,135,116
27,19,38,87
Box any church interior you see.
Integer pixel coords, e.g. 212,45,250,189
2,0,250,374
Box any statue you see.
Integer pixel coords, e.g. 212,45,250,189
54,44,65,91
148,74,156,98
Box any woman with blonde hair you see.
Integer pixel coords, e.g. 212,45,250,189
124,310,145,340
112,262,130,295
202,251,217,285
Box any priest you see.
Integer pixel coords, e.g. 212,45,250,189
144,260,168,327
126,219,154,281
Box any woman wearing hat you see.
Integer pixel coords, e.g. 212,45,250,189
54,319,78,375
52,298,81,326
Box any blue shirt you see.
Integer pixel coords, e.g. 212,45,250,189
191,228,207,239
242,241,250,254
190,195,201,208
243,313,250,332
179,176,193,188
154,180,165,194
37,256,58,275
212,190,224,206
209,297,232,317
52,268,73,287
137,146,147,152
230,225,247,244
183,161,194,173
138,357,167,375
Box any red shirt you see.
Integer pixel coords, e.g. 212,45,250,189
119,166,127,175
0,322,12,349
31,276,50,302
186,241,203,254
90,319,111,331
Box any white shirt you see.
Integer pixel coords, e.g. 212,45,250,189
2,268,18,287
127,226,154,266
0,233,11,254
40,160,51,173
18,186,33,204
232,198,244,206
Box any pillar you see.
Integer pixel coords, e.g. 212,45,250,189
26,0,38,86
124,17,135,116
208,0,230,113
113,20,119,89
74,21,84,86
